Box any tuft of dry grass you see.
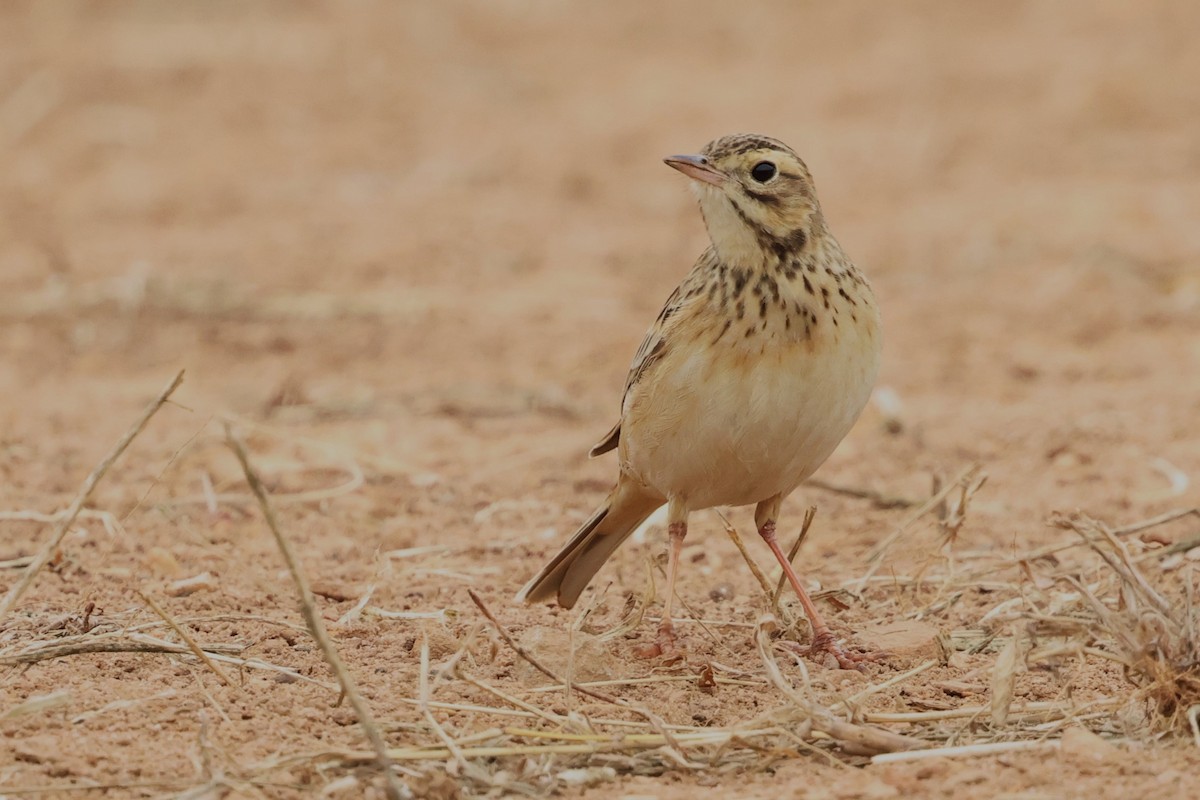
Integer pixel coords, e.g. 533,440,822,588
1050,512,1200,729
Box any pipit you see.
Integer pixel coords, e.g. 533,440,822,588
518,134,881,669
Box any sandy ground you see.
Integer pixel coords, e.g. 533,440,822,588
2,1,1200,797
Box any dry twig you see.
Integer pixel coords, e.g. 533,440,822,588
863,463,982,575
137,590,233,686
754,615,926,755
871,738,1059,764
0,371,184,621
466,588,682,750
805,477,917,509
226,425,406,800
772,506,817,607
0,633,240,666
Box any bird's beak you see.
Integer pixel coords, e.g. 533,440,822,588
663,154,726,187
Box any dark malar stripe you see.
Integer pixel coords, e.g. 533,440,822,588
729,199,808,260
763,226,808,263
728,198,766,239
780,227,807,251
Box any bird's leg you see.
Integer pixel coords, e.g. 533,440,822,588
639,497,687,661
754,497,878,670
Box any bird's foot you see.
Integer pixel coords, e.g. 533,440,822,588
783,630,886,672
636,619,685,663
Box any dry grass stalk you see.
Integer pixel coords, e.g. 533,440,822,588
525,674,763,693
990,624,1026,727
772,506,817,607
0,632,240,667
152,413,368,513
0,509,126,539
753,615,926,755
397,690,707,733
0,370,184,622
871,738,1059,764
1005,507,1200,571
0,624,329,687
417,637,492,787
717,511,801,632
845,659,938,708
124,613,310,637
137,590,233,686
0,779,194,795
805,477,917,509
465,588,678,743
455,672,572,728
862,463,982,582
1,690,71,721
716,511,775,598
936,470,988,553
71,688,178,724
226,425,406,800
331,728,790,762
864,697,1121,724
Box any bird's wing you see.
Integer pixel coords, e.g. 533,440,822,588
588,419,621,458
589,270,706,458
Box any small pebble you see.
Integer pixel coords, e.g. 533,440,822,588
165,572,217,597
1061,726,1119,763
708,583,733,601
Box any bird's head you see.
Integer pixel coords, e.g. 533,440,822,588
665,134,822,268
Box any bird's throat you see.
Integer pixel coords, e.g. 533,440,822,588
697,192,776,270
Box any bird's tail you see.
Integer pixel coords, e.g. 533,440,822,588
517,480,662,609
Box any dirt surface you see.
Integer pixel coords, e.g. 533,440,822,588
2,1,1200,797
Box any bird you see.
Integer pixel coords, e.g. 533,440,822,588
517,133,882,669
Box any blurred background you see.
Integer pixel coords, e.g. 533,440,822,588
2,0,1199,557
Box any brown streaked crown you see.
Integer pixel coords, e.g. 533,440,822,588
700,133,797,161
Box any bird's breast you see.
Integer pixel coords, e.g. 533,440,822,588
619,285,879,510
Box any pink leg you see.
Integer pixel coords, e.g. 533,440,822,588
756,498,882,670
638,498,687,661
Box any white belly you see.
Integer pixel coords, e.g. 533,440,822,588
620,324,879,510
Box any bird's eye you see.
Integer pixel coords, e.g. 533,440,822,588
750,161,776,182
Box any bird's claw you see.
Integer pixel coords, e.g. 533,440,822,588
636,620,685,663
